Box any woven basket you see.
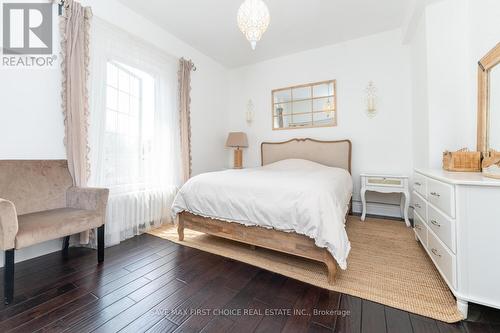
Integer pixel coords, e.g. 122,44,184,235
443,149,481,172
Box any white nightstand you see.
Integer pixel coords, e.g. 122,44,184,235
360,174,410,227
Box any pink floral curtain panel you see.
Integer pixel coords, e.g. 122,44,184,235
178,58,194,182
60,0,93,243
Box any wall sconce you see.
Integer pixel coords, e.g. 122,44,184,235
246,99,254,125
365,81,377,118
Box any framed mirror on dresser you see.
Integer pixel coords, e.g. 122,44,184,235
477,43,500,178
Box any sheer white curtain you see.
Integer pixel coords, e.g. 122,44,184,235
88,18,181,246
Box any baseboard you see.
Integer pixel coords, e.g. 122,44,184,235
0,239,62,268
352,200,412,219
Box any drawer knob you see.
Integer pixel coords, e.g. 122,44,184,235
431,248,442,258
430,192,441,198
414,182,422,186
415,203,421,208
430,220,441,227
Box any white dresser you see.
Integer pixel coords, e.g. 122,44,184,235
413,169,500,318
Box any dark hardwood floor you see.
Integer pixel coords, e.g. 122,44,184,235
0,233,499,333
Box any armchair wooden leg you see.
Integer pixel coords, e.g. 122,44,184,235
4,249,14,305
62,236,70,259
97,225,105,263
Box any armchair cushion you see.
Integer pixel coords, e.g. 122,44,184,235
15,208,103,249
0,199,18,250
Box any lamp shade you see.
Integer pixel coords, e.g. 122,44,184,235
226,132,248,148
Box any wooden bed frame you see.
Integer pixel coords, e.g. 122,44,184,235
178,138,352,284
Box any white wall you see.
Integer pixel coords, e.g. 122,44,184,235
0,4,64,159
410,14,429,169
225,29,413,215
467,0,500,151
410,0,472,169
425,0,472,168
0,0,229,266
407,0,500,170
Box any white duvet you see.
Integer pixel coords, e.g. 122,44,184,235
171,159,353,269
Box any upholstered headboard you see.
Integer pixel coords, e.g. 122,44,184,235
261,138,352,173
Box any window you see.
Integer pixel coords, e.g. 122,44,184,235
103,61,154,187
89,19,182,246
272,80,337,130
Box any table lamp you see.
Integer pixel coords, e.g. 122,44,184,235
226,132,248,169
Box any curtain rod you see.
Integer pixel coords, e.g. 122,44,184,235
181,57,197,72
188,59,197,72
56,0,65,16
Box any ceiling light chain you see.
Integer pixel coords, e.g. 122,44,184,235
237,0,270,50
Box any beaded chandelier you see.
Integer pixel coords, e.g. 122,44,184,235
237,0,270,50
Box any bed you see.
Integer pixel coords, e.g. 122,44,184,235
172,138,352,284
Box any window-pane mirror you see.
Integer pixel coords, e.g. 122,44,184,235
273,89,292,104
272,80,336,130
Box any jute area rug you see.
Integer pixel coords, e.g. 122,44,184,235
148,216,463,323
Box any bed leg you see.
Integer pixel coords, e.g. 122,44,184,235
178,217,185,241
324,253,338,285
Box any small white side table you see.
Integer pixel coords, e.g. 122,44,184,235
360,174,410,227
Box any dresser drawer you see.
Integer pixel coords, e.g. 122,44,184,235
428,204,456,253
412,192,427,222
427,178,455,218
414,213,427,246
427,231,456,289
413,173,427,198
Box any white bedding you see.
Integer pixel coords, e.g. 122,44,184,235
171,159,353,269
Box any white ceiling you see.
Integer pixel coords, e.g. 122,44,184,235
118,0,413,68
